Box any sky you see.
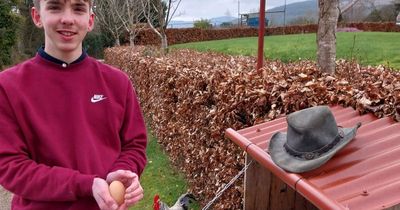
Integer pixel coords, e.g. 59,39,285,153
171,0,308,21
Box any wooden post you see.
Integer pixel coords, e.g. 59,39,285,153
244,154,318,210
256,0,266,71
244,154,271,209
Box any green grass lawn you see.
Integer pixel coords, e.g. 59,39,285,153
171,32,400,70
131,130,200,210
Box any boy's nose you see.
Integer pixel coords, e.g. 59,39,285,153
60,11,74,25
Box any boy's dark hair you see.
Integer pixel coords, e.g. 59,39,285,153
33,0,93,9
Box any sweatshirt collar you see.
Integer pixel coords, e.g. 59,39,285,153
38,47,87,68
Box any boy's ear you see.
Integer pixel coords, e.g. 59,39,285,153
31,7,43,28
87,13,95,32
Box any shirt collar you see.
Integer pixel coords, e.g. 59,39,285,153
38,47,87,68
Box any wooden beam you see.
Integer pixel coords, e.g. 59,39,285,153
256,0,266,70
244,154,318,210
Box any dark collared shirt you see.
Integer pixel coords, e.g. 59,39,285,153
38,47,87,68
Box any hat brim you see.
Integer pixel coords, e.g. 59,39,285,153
268,126,358,173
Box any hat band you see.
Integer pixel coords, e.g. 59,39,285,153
283,130,344,160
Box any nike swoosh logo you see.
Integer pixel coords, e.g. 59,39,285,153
91,95,107,103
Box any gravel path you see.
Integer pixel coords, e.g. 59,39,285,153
0,186,12,210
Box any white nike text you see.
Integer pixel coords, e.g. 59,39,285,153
91,94,107,103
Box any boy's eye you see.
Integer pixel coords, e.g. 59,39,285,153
74,7,86,12
46,1,62,11
72,3,88,13
47,5,61,10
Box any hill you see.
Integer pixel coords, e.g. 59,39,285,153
169,16,237,28
266,0,395,26
267,0,318,26
169,0,395,28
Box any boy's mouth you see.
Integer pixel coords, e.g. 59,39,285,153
57,30,77,37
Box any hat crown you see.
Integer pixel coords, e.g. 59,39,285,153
286,106,339,153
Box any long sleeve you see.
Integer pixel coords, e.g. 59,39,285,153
0,56,143,209
0,86,96,201
109,82,147,176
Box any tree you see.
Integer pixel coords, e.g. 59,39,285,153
0,0,21,69
17,0,43,57
317,0,339,75
338,0,361,22
289,11,317,25
363,2,397,22
194,19,212,29
94,0,125,46
340,0,361,14
395,0,400,11
141,0,181,53
113,0,146,47
83,26,114,59
340,1,369,22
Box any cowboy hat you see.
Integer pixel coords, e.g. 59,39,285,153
268,106,361,173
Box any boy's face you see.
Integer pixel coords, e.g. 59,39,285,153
31,0,94,57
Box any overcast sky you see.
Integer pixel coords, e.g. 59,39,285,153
171,0,308,21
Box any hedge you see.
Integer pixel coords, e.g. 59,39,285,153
105,47,400,209
131,22,399,46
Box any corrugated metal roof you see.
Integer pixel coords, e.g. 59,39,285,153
226,105,400,210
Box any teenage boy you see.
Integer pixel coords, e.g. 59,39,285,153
0,0,147,209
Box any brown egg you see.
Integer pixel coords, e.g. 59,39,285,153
109,180,125,205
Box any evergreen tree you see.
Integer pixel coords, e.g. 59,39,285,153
0,0,21,69
194,19,213,29
17,0,43,57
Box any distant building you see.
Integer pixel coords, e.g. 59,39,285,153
397,12,400,25
240,12,269,27
168,21,194,28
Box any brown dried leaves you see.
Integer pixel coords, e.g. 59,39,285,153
105,47,400,209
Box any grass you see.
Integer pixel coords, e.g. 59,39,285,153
171,32,400,70
131,129,200,210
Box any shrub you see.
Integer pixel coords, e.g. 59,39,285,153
0,0,21,69
83,31,114,59
194,19,213,29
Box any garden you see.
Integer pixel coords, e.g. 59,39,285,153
104,29,400,209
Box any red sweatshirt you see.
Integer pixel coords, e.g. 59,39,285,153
0,54,147,209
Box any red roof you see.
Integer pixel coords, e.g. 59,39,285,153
226,105,400,210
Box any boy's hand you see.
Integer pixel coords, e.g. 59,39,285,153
106,170,144,208
92,177,119,210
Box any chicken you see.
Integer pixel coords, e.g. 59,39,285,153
153,193,195,210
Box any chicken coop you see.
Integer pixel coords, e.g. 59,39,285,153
226,105,400,209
